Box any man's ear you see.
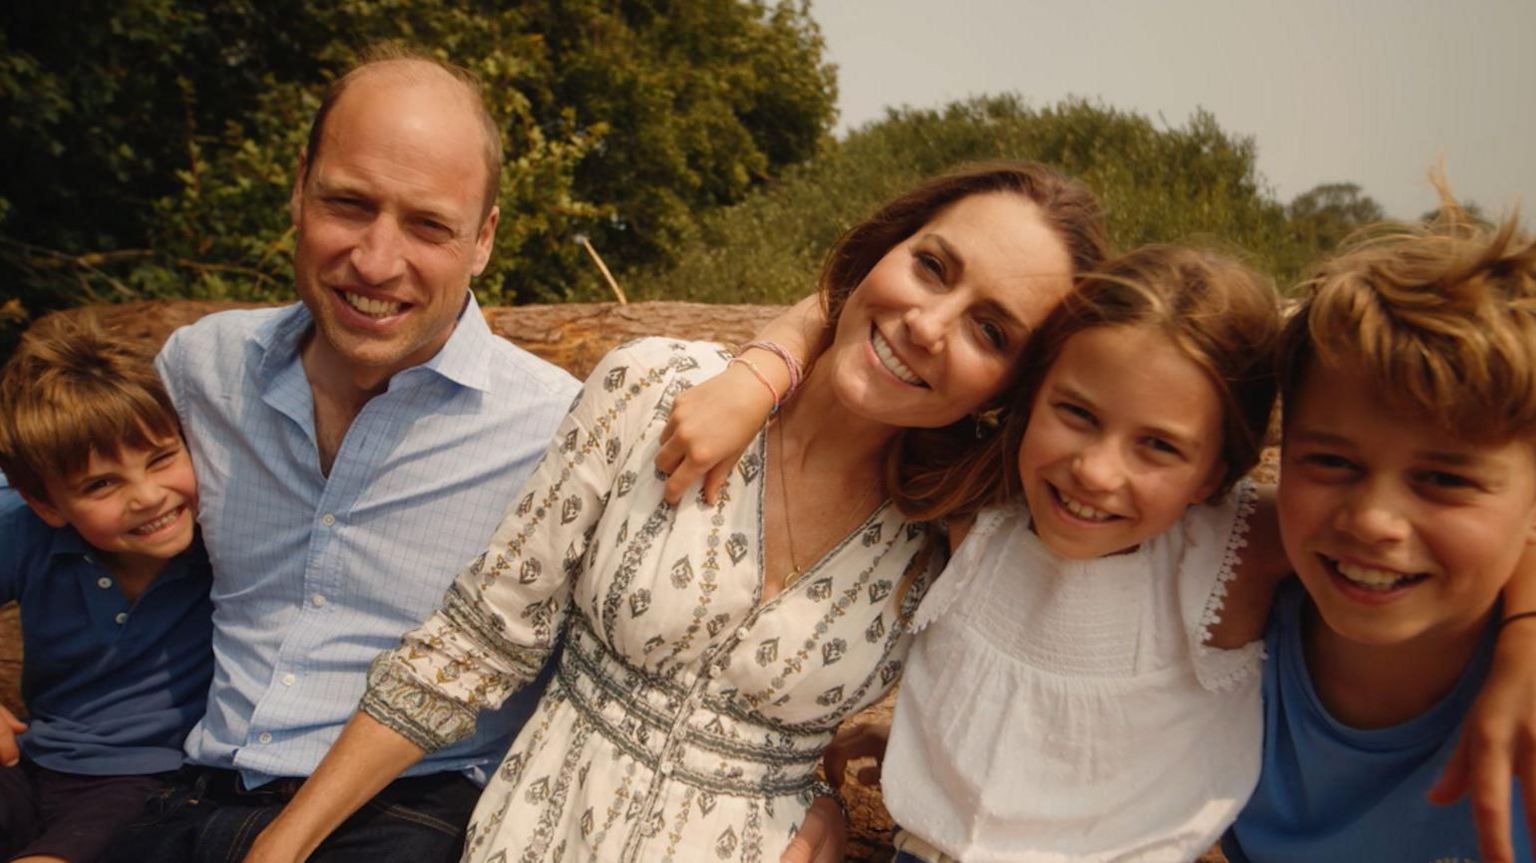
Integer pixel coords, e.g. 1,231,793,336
290,153,309,228
471,205,499,276
20,492,68,529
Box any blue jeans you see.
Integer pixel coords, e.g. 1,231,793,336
107,766,480,863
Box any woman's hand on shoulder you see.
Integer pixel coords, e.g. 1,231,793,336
656,360,775,506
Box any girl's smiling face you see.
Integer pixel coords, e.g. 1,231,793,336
1018,324,1226,560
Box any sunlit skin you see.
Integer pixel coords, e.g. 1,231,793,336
819,191,1075,431
1278,364,1536,668
1018,324,1225,560
289,61,499,395
23,434,198,594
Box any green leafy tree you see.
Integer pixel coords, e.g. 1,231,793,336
626,95,1308,305
0,0,836,356
1287,182,1386,258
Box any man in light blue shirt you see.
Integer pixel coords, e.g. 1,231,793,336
110,44,578,863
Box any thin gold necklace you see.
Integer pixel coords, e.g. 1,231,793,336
773,413,879,587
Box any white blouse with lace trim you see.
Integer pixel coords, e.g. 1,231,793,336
883,482,1264,862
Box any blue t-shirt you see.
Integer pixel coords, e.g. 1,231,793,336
0,488,214,776
1224,580,1530,862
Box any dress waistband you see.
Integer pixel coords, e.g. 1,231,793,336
557,609,832,798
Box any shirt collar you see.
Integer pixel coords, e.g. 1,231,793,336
249,295,495,394
47,524,207,583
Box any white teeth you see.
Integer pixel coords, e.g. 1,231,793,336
1058,489,1115,522
131,507,181,535
1335,559,1415,591
342,291,404,318
871,330,926,386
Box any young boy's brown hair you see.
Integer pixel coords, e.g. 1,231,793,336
1278,191,1536,441
0,312,180,502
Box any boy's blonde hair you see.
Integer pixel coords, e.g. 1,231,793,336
0,312,180,502
1279,189,1536,441
893,244,1282,520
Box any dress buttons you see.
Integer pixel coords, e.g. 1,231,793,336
282,673,297,686
321,513,337,527
659,762,674,777
97,577,113,589
734,626,750,640
114,611,128,625
311,594,327,608
258,732,273,744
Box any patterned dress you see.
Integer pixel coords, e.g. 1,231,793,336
363,339,941,863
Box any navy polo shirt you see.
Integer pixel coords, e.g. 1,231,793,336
0,489,213,775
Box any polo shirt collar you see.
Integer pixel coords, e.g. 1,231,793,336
45,523,205,583
249,294,495,394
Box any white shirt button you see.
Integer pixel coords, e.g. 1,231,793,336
735,627,750,640
311,594,327,608
321,513,336,527
659,762,674,777
97,577,113,589
114,611,128,625
258,732,273,744
282,673,297,686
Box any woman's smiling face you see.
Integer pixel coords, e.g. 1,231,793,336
823,191,1076,430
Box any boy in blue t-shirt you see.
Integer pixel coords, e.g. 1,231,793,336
0,313,213,863
1224,195,1536,862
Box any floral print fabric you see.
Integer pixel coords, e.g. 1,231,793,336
362,339,940,862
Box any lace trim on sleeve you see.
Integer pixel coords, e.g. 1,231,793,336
1190,480,1266,692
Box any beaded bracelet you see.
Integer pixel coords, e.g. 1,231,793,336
728,356,781,412
742,339,804,398
1499,610,1536,633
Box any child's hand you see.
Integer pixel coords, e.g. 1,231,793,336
0,704,27,767
656,361,776,506
823,719,890,789
1428,619,1536,863
778,794,847,863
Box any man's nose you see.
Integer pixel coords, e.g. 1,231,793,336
350,217,408,285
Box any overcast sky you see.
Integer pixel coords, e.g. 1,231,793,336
810,0,1535,221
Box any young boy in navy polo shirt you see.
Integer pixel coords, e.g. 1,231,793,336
1224,197,1536,862
0,313,213,863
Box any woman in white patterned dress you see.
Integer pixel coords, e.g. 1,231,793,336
245,162,1110,863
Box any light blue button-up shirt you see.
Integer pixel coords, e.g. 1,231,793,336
156,297,578,787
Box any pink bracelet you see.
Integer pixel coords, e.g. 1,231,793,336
728,356,781,411
742,340,804,397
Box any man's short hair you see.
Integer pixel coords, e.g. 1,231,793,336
1279,183,1536,443
302,42,503,220
0,312,180,502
